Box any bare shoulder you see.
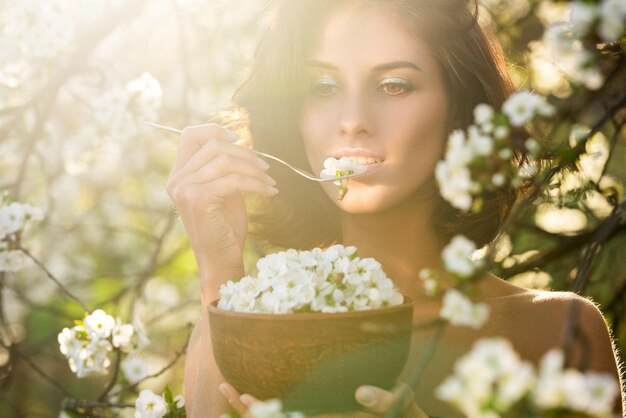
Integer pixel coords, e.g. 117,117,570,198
482,274,621,375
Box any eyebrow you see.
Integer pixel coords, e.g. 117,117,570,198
307,59,422,73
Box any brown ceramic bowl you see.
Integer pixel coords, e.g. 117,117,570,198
208,297,413,414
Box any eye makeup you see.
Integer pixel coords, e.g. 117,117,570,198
378,77,415,96
310,74,341,96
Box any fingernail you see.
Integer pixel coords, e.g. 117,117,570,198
226,130,239,141
267,186,279,195
265,175,277,186
219,384,229,398
356,387,377,406
240,394,254,406
257,158,270,169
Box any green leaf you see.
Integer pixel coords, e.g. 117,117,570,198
164,385,174,404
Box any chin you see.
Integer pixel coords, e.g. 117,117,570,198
333,190,398,214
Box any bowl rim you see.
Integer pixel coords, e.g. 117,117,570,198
208,295,413,320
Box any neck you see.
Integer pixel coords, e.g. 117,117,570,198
340,193,448,302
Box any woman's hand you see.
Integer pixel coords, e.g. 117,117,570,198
165,124,278,301
219,382,428,418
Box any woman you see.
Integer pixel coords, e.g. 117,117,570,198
165,0,623,416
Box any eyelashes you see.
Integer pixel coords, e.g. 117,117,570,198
378,77,415,96
309,75,416,97
310,75,340,97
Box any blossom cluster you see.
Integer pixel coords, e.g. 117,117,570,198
439,288,490,329
320,157,366,201
58,309,149,378
419,235,490,329
0,197,44,272
0,0,75,89
436,337,619,418
90,72,163,143
435,92,555,212
542,0,626,90
218,245,404,314
135,387,185,418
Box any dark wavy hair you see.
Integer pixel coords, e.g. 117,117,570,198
233,0,517,251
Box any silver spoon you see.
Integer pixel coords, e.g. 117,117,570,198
144,121,367,183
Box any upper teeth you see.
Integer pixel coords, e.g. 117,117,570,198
351,156,382,165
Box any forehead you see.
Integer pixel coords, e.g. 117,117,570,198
309,7,434,70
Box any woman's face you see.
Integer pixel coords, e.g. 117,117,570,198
299,7,449,213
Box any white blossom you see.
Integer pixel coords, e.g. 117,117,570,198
543,23,604,89
84,309,116,340
502,90,555,127
135,390,168,418
320,157,367,199
467,126,493,156
435,162,473,212
132,316,151,350
0,0,75,72
491,173,506,187
0,200,42,241
598,0,626,41
525,137,541,155
532,348,619,416
498,148,513,160
59,310,145,378
247,399,304,418
570,2,598,37
58,326,87,358
0,250,25,272
71,338,112,378
320,157,367,179
174,394,185,409
122,355,150,385
442,235,482,278
218,245,403,314
91,73,163,143
440,288,490,329
436,338,535,417
493,125,509,140
249,399,283,418
112,319,135,350
435,130,481,212
582,373,620,416
473,103,494,126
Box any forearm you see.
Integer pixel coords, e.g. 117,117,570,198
195,252,245,310
185,257,244,417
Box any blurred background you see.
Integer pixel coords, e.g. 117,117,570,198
0,0,624,416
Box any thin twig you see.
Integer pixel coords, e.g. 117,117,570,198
10,345,73,397
107,323,193,401
97,349,122,402
18,247,90,313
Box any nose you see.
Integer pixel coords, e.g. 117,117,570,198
338,90,375,139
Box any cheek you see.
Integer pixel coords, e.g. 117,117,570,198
384,96,448,171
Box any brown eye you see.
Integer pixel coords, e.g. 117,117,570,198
379,78,414,96
311,76,340,97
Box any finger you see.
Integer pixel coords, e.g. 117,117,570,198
169,152,275,195
173,173,279,209
355,384,416,415
172,124,239,173
239,394,259,407
173,139,269,181
219,383,248,416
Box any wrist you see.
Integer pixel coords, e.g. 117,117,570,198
196,257,245,306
